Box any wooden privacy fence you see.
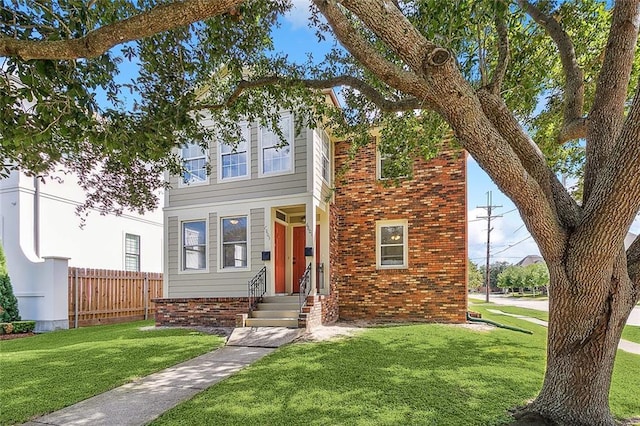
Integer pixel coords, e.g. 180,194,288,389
68,268,163,327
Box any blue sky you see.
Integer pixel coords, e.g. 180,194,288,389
275,2,640,265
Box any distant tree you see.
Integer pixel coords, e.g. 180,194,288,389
468,259,483,290
480,261,511,291
497,265,523,293
524,262,550,294
0,243,20,323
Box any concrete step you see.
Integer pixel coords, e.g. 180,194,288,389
255,302,299,311
245,318,299,328
262,295,300,303
251,309,299,319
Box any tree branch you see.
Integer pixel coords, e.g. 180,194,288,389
627,234,640,288
196,75,425,112
488,12,509,95
312,0,430,105
477,88,581,229
583,0,640,203
578,82,640,269
0,0,244,60
517,0,585,142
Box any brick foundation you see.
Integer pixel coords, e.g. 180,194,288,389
332,141,468,323
154,297,249,327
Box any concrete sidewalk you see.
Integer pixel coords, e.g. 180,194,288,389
23,327,302,426
487,309,640,355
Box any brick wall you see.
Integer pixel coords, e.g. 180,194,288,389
332,140,467,323
154,297,249,327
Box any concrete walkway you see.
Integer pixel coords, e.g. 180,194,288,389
487,308,640,355
23,327,303,426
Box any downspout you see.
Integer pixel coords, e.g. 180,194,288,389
33,176,40,258
466,311,533,335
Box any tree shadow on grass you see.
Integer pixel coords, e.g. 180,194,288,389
153,324,547,426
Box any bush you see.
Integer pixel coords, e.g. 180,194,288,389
1,322,14,334
12,321,35,333
0,243,21,322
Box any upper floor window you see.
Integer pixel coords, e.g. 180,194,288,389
221,216,248,269
218,123,250,181
376,219,408,269
377,138,411,180
181,142,208,185
321,131,331,183
124,233,140,272
259,113,294,176
183,220,207,270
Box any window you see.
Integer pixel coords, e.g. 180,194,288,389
221,216,248,268
183,221,207,270
124,234,140,272
259,113,294,176
218,123,250,181
321,131,331,182
376,220,408,269
181,142,208,185
377,138,411,180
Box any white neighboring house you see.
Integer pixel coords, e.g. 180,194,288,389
0,169,163,331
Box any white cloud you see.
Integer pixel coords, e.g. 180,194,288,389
468,207,540,265
283,0,312,30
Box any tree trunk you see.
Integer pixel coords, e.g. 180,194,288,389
520,257,636,425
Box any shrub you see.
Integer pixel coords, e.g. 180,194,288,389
1,322,14,334
0,243,21,322
12,321,35,333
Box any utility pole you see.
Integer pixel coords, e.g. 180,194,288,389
477,191,502,303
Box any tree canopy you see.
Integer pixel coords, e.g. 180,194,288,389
3,0,640,424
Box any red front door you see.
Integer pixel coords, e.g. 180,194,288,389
293,226,306,293
274,222,286,293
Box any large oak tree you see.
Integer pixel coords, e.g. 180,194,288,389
2,0,639,424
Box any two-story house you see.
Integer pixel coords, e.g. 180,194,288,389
155,94,467,329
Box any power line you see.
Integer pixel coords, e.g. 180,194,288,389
477,191,502,302
491,235,532,256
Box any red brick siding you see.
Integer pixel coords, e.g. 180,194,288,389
332,141,467,323
154,298,249,327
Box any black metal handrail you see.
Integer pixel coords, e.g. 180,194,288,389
298,263,312,311
248,266,267,314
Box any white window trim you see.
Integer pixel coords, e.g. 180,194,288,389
321,130,331,184
376,219,409,269
258,112,295,178
123,233,141,272
217,122,251,183
217,213,251,272
179,219,209,274
179,142,210,188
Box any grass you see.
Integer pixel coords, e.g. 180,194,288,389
153,309,639,426
622,325,640,344
0,320,225,425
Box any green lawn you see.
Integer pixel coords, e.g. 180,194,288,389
623,325,640,344
153,309,639,426
0,320,225,425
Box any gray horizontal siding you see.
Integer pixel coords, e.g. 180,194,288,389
169,120,308,208
167,209,266,298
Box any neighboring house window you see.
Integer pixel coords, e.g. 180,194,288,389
183,221,207,270
259,113,294,176
321,131,331,182
219,123,250,181
221,216,248,268
181,142,208,185
124,233,140,272
376,220,408,269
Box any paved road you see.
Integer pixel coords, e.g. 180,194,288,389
469,293,640,326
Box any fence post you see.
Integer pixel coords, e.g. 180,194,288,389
144,273,149,321
74,268,79,329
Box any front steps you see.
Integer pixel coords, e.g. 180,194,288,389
245,295,300,328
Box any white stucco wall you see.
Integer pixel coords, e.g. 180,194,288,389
0,170,164,329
